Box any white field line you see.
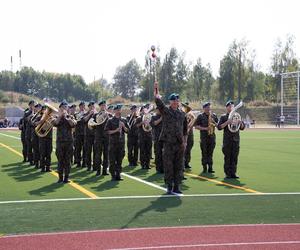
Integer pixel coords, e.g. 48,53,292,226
1,192,300,205
2,223,300,238
110,241,300,250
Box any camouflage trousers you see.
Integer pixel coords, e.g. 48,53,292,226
39,138,52,168
163,142,184,186
127,135,138,165
56,141,73,175
200,136,216,166
222,140,239,176
109,142,125,178
94,136,109,171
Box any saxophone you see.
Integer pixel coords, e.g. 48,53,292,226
208,111,216,136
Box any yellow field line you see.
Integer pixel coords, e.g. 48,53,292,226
185,172,262,194
0,142,98,199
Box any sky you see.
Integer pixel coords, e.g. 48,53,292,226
1,0,300,83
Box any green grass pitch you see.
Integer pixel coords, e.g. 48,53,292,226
0,129,300,235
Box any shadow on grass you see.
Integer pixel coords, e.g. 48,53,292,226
122,196,182,229
90,177,120,192
219,178,247,188
29,182,64,196
1,163,43,182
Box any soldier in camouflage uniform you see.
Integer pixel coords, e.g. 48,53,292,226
105,104,128,181
24,100,35,165
126,105,139,167
53,101,77,183
150,108,163,173
36,105,53,172
194,102,218,173
136,105,152,169
154,82,188,194
19,109,28,162
74,101,86,168
183,102,194,170
217,100,245,179
93,100,110,176
83,101,96,171
31,103,42,169
68,104,77,165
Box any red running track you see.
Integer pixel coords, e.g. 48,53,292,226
1,224,300,250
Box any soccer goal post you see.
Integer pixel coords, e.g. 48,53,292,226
281,71,300,126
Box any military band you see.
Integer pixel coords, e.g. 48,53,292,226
19,89,245,193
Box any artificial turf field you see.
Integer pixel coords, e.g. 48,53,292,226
0,129,300,236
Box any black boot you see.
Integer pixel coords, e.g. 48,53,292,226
30,161,35,166
46,166,51,172
102,168,109,176
185,164,191,169
173,184,182,194
76,163,81,168
202,165,207,173
63,175,70,183
57,174,63,183
35,162,39,169
96,170,101,176
166,184,173,195
116,173,123,181
208,165,215,173
41,167,46,173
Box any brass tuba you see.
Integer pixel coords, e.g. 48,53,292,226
35,103,58,137
142,104,154,132
88,110,108,130
228,101,243,133
181,102,196,128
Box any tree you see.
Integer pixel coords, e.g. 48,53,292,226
112,59,142,99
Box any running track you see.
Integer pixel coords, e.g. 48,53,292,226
1,224,300,249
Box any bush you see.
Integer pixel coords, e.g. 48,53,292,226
0,95,10,103
107,95,130,104
18,94,31,104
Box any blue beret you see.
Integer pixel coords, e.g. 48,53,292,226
226,100,234,107
69,104,76,108
168,93,179,101
34,103,42,108
107,105,114,110
203,102,211,108
79,101,85,106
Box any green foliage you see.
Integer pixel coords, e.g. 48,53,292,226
0,67,93,102
112,59,142,99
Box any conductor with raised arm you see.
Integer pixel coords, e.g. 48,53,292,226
154,82,188,194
